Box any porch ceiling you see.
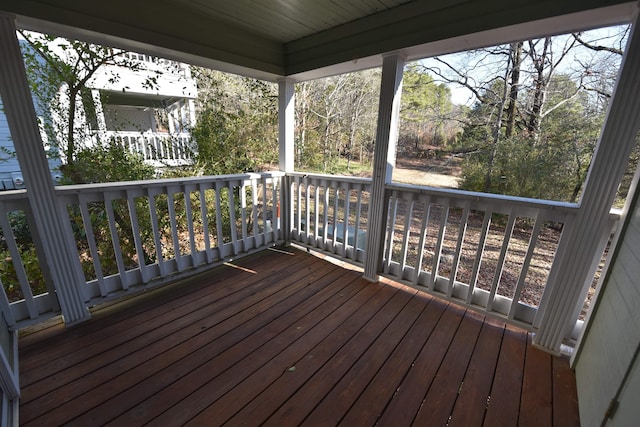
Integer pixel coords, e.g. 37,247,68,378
0,0,636,81
102,90,183,109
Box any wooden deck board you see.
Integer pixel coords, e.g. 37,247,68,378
552,355,580,427
339,297,448,427
120,273,384,426
299,290,427,426
519,335,553,427
18,246,580,426
375,303,466,426
256,288,417,427
72,256,347,426
177,283,400,426
484,324,528,427
413,310,485,426
19,249,310,407
22,254,306,390
448,317,505,427
22,253,326,425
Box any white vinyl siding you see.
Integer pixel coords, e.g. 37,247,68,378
575,192,640,427
609,355,640,427
0,98,61,187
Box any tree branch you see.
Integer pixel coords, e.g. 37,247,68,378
572,33,623,56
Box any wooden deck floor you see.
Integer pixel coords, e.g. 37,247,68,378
18,246,579,426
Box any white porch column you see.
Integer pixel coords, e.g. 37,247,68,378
0,14,90,324
363,52,405,281
534,13,640,354
278,79,295,173
278,79,295,243
187,98,197,128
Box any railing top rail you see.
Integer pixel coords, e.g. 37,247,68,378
55,171,286,194
386,182,579,215
0,189,28,201
287,171,372,186
5,170,621,221
117,52,189,73
103,130,191,137
290,172,579,215
609,207,623,221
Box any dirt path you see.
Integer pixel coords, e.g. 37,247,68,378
393,154,462,188
392,168,460,188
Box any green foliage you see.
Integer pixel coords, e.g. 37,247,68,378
191,69,278,175
0,213,47,301
295,69,380,173
61,141,156,184
616,136,640,208
0,247,46,301
399,64,455,154
191,107,257,174
60,142,157,278
462,135,570,200
460,75,602,202
323,158,373,176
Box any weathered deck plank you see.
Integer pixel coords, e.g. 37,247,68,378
19,247,580,426
520,335,554,427
448,317,505,426
339,297,448,426
483,324,528,427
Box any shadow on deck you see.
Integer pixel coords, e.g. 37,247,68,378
18,246,579,426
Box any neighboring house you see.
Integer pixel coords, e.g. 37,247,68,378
0,44,197,190
87,52,198,168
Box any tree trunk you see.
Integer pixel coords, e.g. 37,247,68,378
323,120,331,172
505,41,523,138
527,37,551,140
347,102,363,171
66,86,78,166
298,86,307,164
483,52,512,192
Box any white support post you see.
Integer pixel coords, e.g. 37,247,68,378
534,11,640,354
278,79,295,173
363,52,406,282
167,104,176,134
187,98,197,128
0,14,90,324
278,79,295,243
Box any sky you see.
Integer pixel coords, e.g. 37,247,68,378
414,24,629,106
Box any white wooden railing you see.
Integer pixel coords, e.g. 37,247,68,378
0,172,284,328
288,173,619,339
104,131,194,166
120,52,191,78
288,172,371,263
0,170,618,342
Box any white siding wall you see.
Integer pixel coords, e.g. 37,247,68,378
0,96,24,189
575,189,640,426
609,354,640,427
0,97,61,189
0,98,18,175
91,61,197,99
